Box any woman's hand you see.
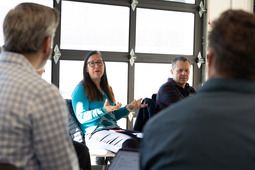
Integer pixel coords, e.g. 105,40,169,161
104,99,122,112
126,98,148,111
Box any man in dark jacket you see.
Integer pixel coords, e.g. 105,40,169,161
156,56,196,111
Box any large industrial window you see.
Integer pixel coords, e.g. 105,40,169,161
0,0,206,129
61,1,130,52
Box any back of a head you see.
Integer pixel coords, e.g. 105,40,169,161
3,3,59,54
208,10,255,80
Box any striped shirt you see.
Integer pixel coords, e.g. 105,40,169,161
0,52,79,170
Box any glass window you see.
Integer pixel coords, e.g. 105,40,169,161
0,0,52,46
136,8,194,55
59,61,128,129
162,0,195,4
61,1,129,52
41,60,52,83
134,63,193,100
105,62,128,105
104,62,128,129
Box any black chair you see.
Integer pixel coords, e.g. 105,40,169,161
0,162,19,170
65,99,115,170
133,93,159,132
66,99,85,143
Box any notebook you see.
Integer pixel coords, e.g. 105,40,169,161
108,149,139,170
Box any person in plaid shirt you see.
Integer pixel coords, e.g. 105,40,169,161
0,3,79,169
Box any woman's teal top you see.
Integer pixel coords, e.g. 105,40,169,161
71,82,130,134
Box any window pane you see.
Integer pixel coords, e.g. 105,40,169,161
106,62,128,105
0,0,52,46
59,61,128,129
61,1,129,52
134,63,193,99
41,60,52,83
59,61,84,99
106,62,128,129
136,8,194,55
162,0,195,4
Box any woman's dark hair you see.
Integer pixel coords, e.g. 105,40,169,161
82,50,115,103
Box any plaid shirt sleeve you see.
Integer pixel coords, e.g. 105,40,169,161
31,85,79,170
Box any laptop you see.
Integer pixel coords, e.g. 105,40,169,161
108,149,139,170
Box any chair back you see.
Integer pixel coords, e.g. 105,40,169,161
65,99,85,143
133,93,159,132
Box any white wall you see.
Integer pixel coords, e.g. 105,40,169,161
208,0,253,31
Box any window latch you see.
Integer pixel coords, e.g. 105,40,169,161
131,0,138,11
129,49,137,67
53,44,61,64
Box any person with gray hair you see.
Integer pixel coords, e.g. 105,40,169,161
156,56,196,111
141,9,255,170
0,3,79,169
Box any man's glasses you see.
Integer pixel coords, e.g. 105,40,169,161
87,60,104,67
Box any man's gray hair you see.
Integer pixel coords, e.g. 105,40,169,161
172,56,190,70
3,3,59,53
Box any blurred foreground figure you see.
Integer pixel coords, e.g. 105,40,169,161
0,3,79,169
141,9,255,170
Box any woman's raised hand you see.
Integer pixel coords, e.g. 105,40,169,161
104,99,122,112
126,98,148,111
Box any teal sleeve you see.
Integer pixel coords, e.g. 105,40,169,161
112,105,130,121
71,83,107,124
